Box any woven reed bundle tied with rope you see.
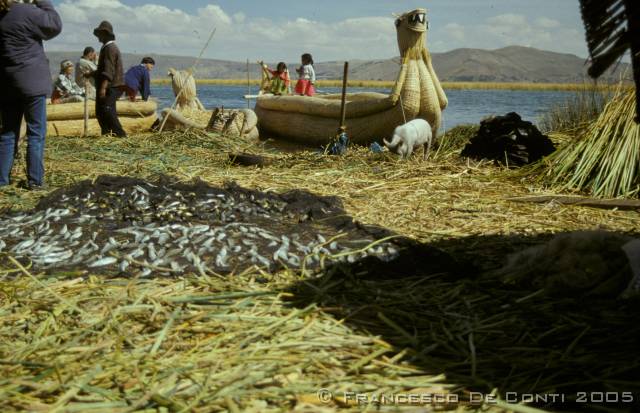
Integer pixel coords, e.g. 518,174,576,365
168,68,205,111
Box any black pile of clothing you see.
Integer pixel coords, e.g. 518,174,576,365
461,112,555,166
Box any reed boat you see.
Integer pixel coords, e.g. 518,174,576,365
46,100,158,137
255,8,448,146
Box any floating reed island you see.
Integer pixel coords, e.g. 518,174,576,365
1,122,639,412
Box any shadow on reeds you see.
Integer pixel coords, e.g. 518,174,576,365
285,231,640,412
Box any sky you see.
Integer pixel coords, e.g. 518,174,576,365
47,0,590,62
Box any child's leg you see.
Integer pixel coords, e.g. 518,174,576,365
305,82,315,97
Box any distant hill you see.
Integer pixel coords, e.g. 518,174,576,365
46,46,629,84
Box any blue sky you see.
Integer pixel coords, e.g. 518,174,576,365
48,0,589,62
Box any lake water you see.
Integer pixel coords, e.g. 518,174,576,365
151,84,574,131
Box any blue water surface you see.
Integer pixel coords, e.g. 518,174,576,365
152,84,574,130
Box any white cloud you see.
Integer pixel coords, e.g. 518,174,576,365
48,1,588,61
444,23,465,42
486,13,527,27
535,17,561,29
430,13,587,57
233,12,246,24
49,0,397,61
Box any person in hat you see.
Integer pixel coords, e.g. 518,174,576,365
123,56,155,101
0,0,62,190
75,46,98,99
51,60,85,104
93,20,126,137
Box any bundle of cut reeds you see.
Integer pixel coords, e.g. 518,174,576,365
540,88,640,198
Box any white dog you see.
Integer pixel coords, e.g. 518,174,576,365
383,118,433,160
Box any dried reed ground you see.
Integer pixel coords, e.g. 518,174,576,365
1,129,639,412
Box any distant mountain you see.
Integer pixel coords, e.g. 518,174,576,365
46,46,629,84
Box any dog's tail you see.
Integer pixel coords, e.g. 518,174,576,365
383,134,401,149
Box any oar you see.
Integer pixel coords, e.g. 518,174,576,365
246,58,251,108
322,62,350,155
328,61,350,154
339,61,349,134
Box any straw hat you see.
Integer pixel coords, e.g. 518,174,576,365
93,20,114,37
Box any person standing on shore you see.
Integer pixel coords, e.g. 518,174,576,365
0,0,62,190
76,46,98,99
93,20,126,137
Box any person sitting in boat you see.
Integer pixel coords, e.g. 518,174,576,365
295,53,316,97
75,46,97,99
262,61,290,95
51,60,85,104
122,56,155,102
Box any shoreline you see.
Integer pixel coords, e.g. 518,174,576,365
151,78,631,91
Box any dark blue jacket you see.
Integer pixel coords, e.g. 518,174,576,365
0,0,62,99
124,65,151,101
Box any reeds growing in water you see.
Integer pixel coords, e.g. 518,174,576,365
538,82,614,134
152,78,623,91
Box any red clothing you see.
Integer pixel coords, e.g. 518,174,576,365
50,88,62,104
295,79,315,96
268,69,290,85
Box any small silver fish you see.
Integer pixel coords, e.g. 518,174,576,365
89,256,118,268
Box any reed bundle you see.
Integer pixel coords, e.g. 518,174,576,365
168,68,206,111
539,88,640,198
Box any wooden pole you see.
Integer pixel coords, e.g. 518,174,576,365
246,59,251,108
83,78,89,137
339,61,349,131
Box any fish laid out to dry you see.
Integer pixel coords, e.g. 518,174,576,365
0,176,414,276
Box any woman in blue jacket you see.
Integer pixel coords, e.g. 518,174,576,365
0,0,62,190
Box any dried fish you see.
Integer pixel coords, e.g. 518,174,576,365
89,257,118,268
